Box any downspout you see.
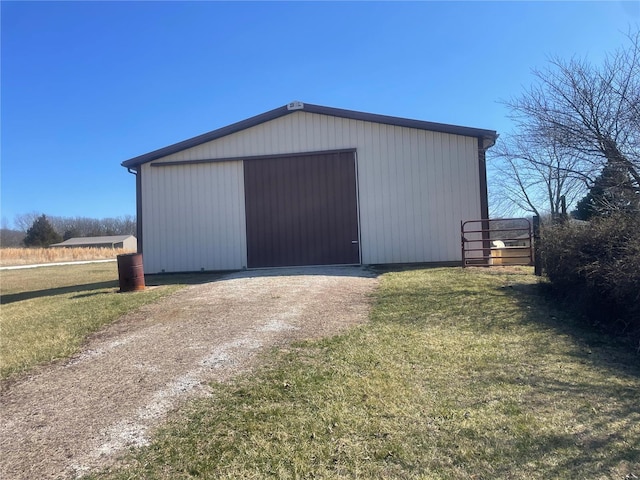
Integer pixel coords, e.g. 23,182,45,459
478,134,498,264
126,167,143,254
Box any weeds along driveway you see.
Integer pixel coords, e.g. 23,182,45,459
0,266,378,480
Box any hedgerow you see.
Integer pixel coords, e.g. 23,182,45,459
540,213,640,348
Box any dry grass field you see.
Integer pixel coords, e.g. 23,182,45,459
0,247,133,266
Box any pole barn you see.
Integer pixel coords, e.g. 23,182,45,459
122,102,497,273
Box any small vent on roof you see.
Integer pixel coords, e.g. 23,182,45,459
287,101,304,111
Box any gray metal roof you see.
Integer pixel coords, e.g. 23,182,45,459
50,235,136,247
122,102,498,169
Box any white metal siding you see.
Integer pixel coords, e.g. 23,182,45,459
141,161,246,273
122,236,138,251
145,111,482,270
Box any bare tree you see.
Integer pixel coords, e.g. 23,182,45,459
13,213,136,237
49,215,137,237
13,212,43,233
494,30,640,218
490,133,586,220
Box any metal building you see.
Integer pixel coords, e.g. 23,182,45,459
122,102,497,273
50,235,138,250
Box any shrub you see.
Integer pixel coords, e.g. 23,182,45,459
540,214,640,345
23,215,62,247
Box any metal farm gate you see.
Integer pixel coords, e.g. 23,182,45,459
461,218,534,267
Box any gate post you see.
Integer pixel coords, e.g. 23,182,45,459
533,215,542,276
461,221,465,267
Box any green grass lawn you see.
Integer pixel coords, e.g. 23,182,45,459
0,263,220,380
87,267,640,479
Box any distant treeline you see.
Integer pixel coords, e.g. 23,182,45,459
1,213,136,247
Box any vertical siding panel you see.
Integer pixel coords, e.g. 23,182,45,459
140,166,151,271
333,116,342,149
172,168,182,271
432,133,444,260
147,167,156,272
355,121,367,263
195,165,204,270
263,122,272,157
392,126,405,262
186,166,195,271
400,126,411,261
452,137,462,259
165,168,175,271
223,163,232,268
189,166,198,270
470,138,482,220
161,167,170,271
276,115,287,152
222,163,232,268
250,124,261,157
287,115,297,152
379,123,392,263
405,127,418,262
403,127,415,261
307,113,317,150
428,132,438,261
458,137,472,260
285,114,294,152
157,167,166,271
462,137,475,259
202,163,212,269
152,166,160,271
409,128,422,261
441,134,453,261
325,116,334,147
227,136,235,157
164,167,174,271
432,133,443,261
215,163,224,268
457,137,469,260
370,121,382,264
201,165,211,269
180,168,189,270
319,115,328,147
441,133,453,260
300,114,308,150
238,161,247,269
372,123,385,264
397,127,409,261
188,166,197,269
231,161,246,269
465,138,475,219
447,136,461,260
358,122,370,263
390,125,397,262
415,131,428,261
441,136,453,260
421,131,431,261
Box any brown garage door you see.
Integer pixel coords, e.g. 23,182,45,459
244,150,360,268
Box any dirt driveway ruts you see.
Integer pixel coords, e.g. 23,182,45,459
0,266,378,480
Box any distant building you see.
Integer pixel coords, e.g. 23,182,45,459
50,235,137,250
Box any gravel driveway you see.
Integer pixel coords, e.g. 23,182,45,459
0,266,378,480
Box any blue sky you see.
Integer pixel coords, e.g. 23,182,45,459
1,1,638,229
